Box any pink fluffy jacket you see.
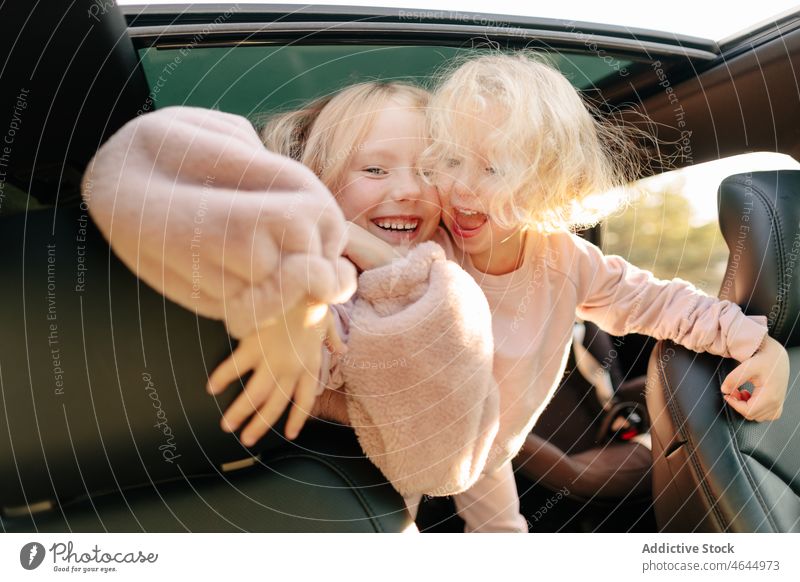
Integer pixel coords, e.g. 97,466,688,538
81,107,499,497
319,242,500,496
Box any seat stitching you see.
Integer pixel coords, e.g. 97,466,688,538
718,371,779,532
724,176,786,332
658,342,728,531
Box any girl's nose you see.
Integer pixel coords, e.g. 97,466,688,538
446,167,482,207
390,168,423,201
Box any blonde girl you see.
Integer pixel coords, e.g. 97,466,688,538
421,52,789,531
83,84,500,504
249,80,536,532
206,81,502,500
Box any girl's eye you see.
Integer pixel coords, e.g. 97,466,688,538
364,167,387,176
485,166,497,176
445,158,461,168
418,168,434,178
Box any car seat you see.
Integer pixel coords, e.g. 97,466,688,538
0,207,411,532
515,320,653,502
646,170,800,532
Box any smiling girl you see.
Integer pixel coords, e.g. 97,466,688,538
83,87,501,503
422,52,789,531
89,82,495,503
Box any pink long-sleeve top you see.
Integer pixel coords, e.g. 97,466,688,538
432,228,770,467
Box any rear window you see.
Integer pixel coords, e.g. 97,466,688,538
137,44,632,118
602,152,800,295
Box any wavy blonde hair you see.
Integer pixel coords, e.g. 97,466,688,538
261,82,431,192
424,52,648,232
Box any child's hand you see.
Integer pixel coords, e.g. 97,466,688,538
206,300,345,444
721,335,789,422
343,222,404,271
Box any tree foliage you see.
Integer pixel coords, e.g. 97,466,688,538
602,180,728,295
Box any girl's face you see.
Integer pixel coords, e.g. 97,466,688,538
335,105,441,247
435,148,525,275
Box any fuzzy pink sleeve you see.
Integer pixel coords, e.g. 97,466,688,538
566,232,769,361
81,106,357,338
310,304,351,425
342,242,499,497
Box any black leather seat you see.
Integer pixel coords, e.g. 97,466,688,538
0,0,410,532
646,170,800,532
0,207,411,532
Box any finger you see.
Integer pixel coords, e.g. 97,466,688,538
336,219,356,260
740,386,780,422
331,258,358,303
720,362,752,395
278,210,324,257
723,394,753,420
322,311,347,355
282,255,330,305
319,203,349,262
239,414,270,448
207,347,253,394
305,301,330,327
256,149,320,191
726,388,745,401
285,373,319,440
240,377,294,446
220,367,274,433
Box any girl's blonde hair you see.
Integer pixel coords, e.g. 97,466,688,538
261,82,430,191
425,52,647,232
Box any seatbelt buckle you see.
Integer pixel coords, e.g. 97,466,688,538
598,402,646,443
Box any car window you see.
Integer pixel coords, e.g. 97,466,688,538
120,0,800,43
602,152,800,295
137,45,633,119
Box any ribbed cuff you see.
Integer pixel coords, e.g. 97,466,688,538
728,313,769,362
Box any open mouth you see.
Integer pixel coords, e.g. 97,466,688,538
370,216,422,242
451,207,488,238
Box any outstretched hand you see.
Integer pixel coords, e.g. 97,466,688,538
721,335,789,422
207,299,346,444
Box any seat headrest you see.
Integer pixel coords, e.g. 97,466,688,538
718,170,800,347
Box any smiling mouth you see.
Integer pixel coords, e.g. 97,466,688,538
451,206,488,237
371,216,421,233
369,216,424,243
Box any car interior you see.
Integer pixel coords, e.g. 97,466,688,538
1,1,798,532
647,171,800,532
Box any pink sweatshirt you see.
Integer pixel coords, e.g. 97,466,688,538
432,228,769,468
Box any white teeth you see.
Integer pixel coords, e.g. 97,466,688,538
457,208,479,216
375,219,419,232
